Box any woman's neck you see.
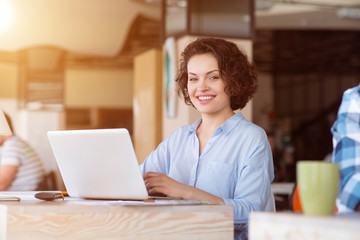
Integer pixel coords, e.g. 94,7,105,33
198,110,234,134
195,110,234,155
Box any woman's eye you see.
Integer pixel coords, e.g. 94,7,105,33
188,78,197,82
209,76,220,80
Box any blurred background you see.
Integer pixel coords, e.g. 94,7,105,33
0,0,359,190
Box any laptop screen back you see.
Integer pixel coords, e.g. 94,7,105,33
47,128,148,200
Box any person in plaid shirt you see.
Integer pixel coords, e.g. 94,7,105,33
331,84,360,212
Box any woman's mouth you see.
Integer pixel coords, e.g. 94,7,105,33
197,95,215,104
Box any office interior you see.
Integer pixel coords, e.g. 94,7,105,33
0,0,360,210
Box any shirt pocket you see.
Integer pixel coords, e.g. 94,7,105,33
196,161,236,198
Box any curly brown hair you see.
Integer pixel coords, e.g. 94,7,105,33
175,37,258,111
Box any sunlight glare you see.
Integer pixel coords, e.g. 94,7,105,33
0,0,14,32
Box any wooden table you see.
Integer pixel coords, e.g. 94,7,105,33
0,197,234,240
249,211,360,240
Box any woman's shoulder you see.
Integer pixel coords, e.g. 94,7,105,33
234,113,266,134
228,114,268,145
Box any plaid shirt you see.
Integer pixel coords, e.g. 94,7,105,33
331,84,360,212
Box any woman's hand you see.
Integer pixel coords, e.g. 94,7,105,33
143,172,190,199
143,172,225,204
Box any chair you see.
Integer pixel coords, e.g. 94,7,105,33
36,171,57,191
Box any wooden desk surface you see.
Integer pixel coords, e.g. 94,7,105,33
0,198,234,240
249,211,360,240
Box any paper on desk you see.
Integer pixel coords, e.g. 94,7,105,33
68,199,209,206
68,200,146,206
151,200,209,205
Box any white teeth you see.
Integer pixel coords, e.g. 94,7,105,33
198,96,213,100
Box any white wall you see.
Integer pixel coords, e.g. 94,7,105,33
18,110,66,189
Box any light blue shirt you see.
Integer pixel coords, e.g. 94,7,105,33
140,113,274,224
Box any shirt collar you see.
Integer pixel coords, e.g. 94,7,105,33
189,112,244,135
189,119,202,133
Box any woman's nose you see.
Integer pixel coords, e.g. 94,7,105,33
197,79,209,91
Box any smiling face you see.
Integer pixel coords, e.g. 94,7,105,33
187,53,233,117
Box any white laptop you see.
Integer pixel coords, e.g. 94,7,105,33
47,128,149,200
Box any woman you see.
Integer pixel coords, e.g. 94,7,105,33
141,37,274,238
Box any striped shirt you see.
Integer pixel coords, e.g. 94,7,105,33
0,136,45,191
331,84,360,212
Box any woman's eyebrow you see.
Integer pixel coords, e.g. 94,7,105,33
188,69,219,76
207,70,219,74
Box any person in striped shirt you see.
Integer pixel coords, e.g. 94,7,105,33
0,112,45,191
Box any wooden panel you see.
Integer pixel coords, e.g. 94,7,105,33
2,202,234,240
97,108,133,134
65,108,93,129
18,46,65,108
133,49,162,163
65,107,133,133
